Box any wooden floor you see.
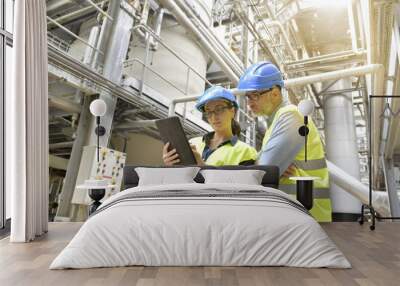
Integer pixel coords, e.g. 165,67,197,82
0,222,399,286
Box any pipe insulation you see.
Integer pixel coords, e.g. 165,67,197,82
178,0,244,73
285,64,383,87
159,0,240,83
327,160,390,217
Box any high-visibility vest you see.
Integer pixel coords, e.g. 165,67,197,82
190,137,258,166
262,105,332,222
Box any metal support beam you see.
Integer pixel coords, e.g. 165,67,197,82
57,0,133,221
53,3,118,220
86,0,113,21
114,119,157,130
49,142,75,150
48,96,81,114
54,96,93,220
87,1,134,147
49,155,69,171
382,158,400,217
91,0,120,70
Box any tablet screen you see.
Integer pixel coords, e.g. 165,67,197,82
155,117,197,165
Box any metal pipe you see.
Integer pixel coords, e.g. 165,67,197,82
249,0,288,65
49,142,75,150
384,14,400,158
262,20,297,60
177,0,244,73
384,96,400,159
168,95,199,117
172,0,244,76
86,0,113,21
150,8,165,49
48,96,82,114
46,0,73,12
47,16,104,56
284,64,383,88
324,78,362,214
234,6,281,67
48,4,96,28
327,160,390,216
356,0,366,50
286,50,367,66
347,0,358,52
371,67,385,184
91,0,120,69
158,0,239,82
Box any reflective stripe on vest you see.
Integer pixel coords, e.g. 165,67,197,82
189,136,257,166
293,159,327,170
279,184,330,199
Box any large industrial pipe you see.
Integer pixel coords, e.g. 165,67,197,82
159,0,240,83
285,64,383,87
286,50,367,67
327,160,390,216
176,0,244,74
230,63,384,95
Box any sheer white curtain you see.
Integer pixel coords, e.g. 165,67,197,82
6,0,49,242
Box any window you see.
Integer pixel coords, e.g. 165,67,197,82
0,0,13,233
5,0,13,33
5,44,11,220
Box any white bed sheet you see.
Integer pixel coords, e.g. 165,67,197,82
50,183,351,269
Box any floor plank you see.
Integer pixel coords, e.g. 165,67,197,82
0,222,399,286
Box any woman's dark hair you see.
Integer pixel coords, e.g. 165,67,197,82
231,118,241,136
227,103,241,136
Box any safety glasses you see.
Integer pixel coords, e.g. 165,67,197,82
203,105,232,118
245,89,273,102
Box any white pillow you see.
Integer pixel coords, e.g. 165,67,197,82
135,167,200,186
200,169,266,185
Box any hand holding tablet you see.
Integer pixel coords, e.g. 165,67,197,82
156,117,197,165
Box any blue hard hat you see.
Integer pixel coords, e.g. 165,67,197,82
237,61,284,91
195,86,238,111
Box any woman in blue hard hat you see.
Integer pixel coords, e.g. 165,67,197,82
162,86,257,166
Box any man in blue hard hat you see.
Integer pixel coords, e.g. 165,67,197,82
237,61,331,222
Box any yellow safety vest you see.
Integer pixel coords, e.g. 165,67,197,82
262,105,332,222
190,136,258,166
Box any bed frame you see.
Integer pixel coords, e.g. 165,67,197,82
123,165,280,190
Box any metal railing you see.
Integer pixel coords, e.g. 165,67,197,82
125,24,213,95
47,32,70,53
47,16,104,57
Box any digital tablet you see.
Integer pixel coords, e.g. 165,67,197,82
155,116,197,165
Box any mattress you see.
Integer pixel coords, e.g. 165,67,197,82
50,183,351,269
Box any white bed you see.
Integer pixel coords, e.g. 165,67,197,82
50,183,351,269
